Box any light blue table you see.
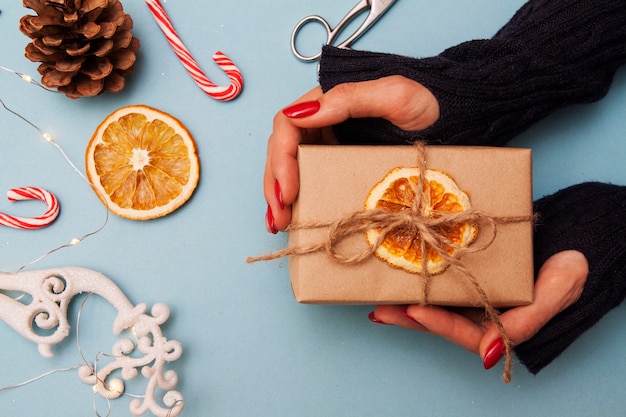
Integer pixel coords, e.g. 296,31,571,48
1,1,624,416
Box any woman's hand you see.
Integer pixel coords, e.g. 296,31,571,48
262,76,589,373
263,75,440,233
369,250,589,370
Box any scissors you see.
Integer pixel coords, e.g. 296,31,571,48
291,0,398,62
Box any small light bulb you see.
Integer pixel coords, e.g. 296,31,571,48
20,74,33,83
70,238,81,246
42,132,53,142
107,379,124,394
92,384,99,394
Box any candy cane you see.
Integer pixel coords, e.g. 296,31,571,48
0,187,60,230
145,0,244,101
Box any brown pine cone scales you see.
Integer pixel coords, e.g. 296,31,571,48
19,0,140,99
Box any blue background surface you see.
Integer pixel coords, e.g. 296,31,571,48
1,1,625,416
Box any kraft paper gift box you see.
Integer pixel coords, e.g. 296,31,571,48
288,144,534,307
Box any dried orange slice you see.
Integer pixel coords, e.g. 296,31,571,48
364,167,477,275
85,105,200,220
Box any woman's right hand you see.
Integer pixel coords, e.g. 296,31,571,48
263,75,440,233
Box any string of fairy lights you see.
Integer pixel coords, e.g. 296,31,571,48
0,3,195,414
1,66,186,416
1,65,110,274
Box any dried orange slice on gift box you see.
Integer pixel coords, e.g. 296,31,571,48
364,167,478,275
86,105,200,220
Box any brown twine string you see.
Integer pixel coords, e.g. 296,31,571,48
247,143,535,383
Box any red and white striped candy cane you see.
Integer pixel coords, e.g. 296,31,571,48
0,187,60,230
145,0,244,101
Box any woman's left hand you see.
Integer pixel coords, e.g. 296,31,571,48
369,250,588,369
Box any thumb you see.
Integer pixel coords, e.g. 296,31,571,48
480,250,588,365
287,75,440,132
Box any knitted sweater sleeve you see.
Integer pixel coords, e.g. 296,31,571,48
317,0,626,374
318,0,626,146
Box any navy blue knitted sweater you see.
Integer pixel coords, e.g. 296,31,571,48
317,0,626,373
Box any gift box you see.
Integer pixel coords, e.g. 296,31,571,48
288,144,534,307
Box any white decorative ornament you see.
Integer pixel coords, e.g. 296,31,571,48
0,267,183,417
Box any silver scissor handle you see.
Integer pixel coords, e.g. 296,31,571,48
290,15,333,62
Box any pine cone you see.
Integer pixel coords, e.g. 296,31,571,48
19,0,140,99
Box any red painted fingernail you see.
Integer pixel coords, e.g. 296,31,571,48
483,338,505,370
274,179,284,210
266,204,277,234
368,311,389,325
402,308,423,326
282,100,320,118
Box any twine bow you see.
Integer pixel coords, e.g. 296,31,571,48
248,143,535,383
